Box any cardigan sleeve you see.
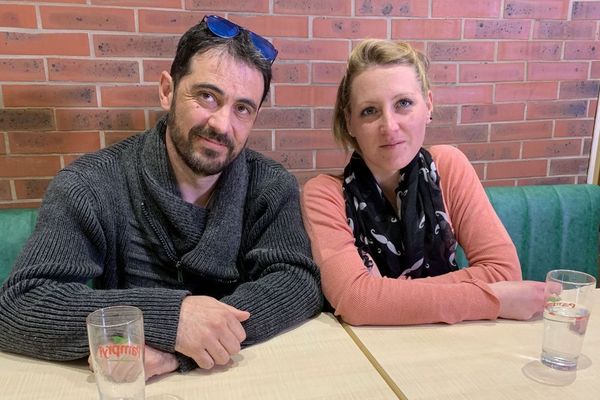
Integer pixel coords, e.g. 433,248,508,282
0,170,188,361
300,145,513,326
220,167,323,345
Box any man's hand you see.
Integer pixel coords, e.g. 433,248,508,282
89,345,178,381
175,295,250,369
489,280,546,320
144,345,179,380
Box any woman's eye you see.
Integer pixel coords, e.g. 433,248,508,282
397,98,413,109
360,107,377,117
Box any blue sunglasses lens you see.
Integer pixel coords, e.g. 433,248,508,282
203,15,278,64
249,32,278,63
205,15,239,38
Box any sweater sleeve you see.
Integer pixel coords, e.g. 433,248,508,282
301,152,505,326
423,145,522,285
0,170,188,361
220,169,323,345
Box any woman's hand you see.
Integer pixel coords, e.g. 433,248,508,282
489,280,546,320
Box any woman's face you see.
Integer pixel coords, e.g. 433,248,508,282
346,64,432,184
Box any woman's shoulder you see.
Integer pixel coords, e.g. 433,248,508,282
428,144,467,160
427,145,471,172
303,173,343,195
302,174,346,212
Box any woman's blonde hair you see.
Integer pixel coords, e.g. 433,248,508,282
333,39,431,151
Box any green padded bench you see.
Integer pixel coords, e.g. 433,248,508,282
1,184,599,284
456,184,600,282
0,208,38,284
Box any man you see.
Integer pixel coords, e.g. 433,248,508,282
0,16,322,378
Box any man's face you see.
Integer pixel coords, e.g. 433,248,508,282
162,49,264,177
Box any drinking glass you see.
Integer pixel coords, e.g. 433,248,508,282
87,305,146,400
541,269,596,371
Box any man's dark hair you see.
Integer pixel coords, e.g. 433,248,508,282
170,20,273,105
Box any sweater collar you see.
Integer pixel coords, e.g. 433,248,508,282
137,116,247,282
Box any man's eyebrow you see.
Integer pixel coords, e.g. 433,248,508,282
190,83,258,112
190,83,224,97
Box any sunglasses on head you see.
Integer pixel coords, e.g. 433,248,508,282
202,15,278,65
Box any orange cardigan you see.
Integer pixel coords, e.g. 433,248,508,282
301,145,521,325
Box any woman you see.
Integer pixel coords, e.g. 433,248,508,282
301,39,545,325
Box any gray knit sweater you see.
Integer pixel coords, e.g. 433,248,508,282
0,118,322,370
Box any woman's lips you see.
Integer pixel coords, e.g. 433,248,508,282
381,140,405,148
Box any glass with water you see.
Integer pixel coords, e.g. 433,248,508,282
87,305,146,400
541,269,596,371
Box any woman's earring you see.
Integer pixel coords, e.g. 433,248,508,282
429,116,433,121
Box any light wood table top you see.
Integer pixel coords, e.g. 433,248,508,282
346,289,600,400
0,313,397,400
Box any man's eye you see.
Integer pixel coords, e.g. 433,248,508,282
199,92,216,103
236,104,255,117
237,105,250,114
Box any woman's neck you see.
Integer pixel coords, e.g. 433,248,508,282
374,171,400,212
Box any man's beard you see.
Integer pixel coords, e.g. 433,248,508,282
167,109,240,177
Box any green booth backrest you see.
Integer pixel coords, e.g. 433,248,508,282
0,208,38,283
1,184,599,284
455,184,600,282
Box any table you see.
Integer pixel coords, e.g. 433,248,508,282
346,289,600,400
0,313,397,400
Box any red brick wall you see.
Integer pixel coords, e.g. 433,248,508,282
1,1,599,207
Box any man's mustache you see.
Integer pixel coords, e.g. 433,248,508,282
189,126,234,150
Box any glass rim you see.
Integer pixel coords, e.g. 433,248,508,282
546,269,597,285
86,305,143,328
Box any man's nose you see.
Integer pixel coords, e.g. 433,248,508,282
207,106,232,134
